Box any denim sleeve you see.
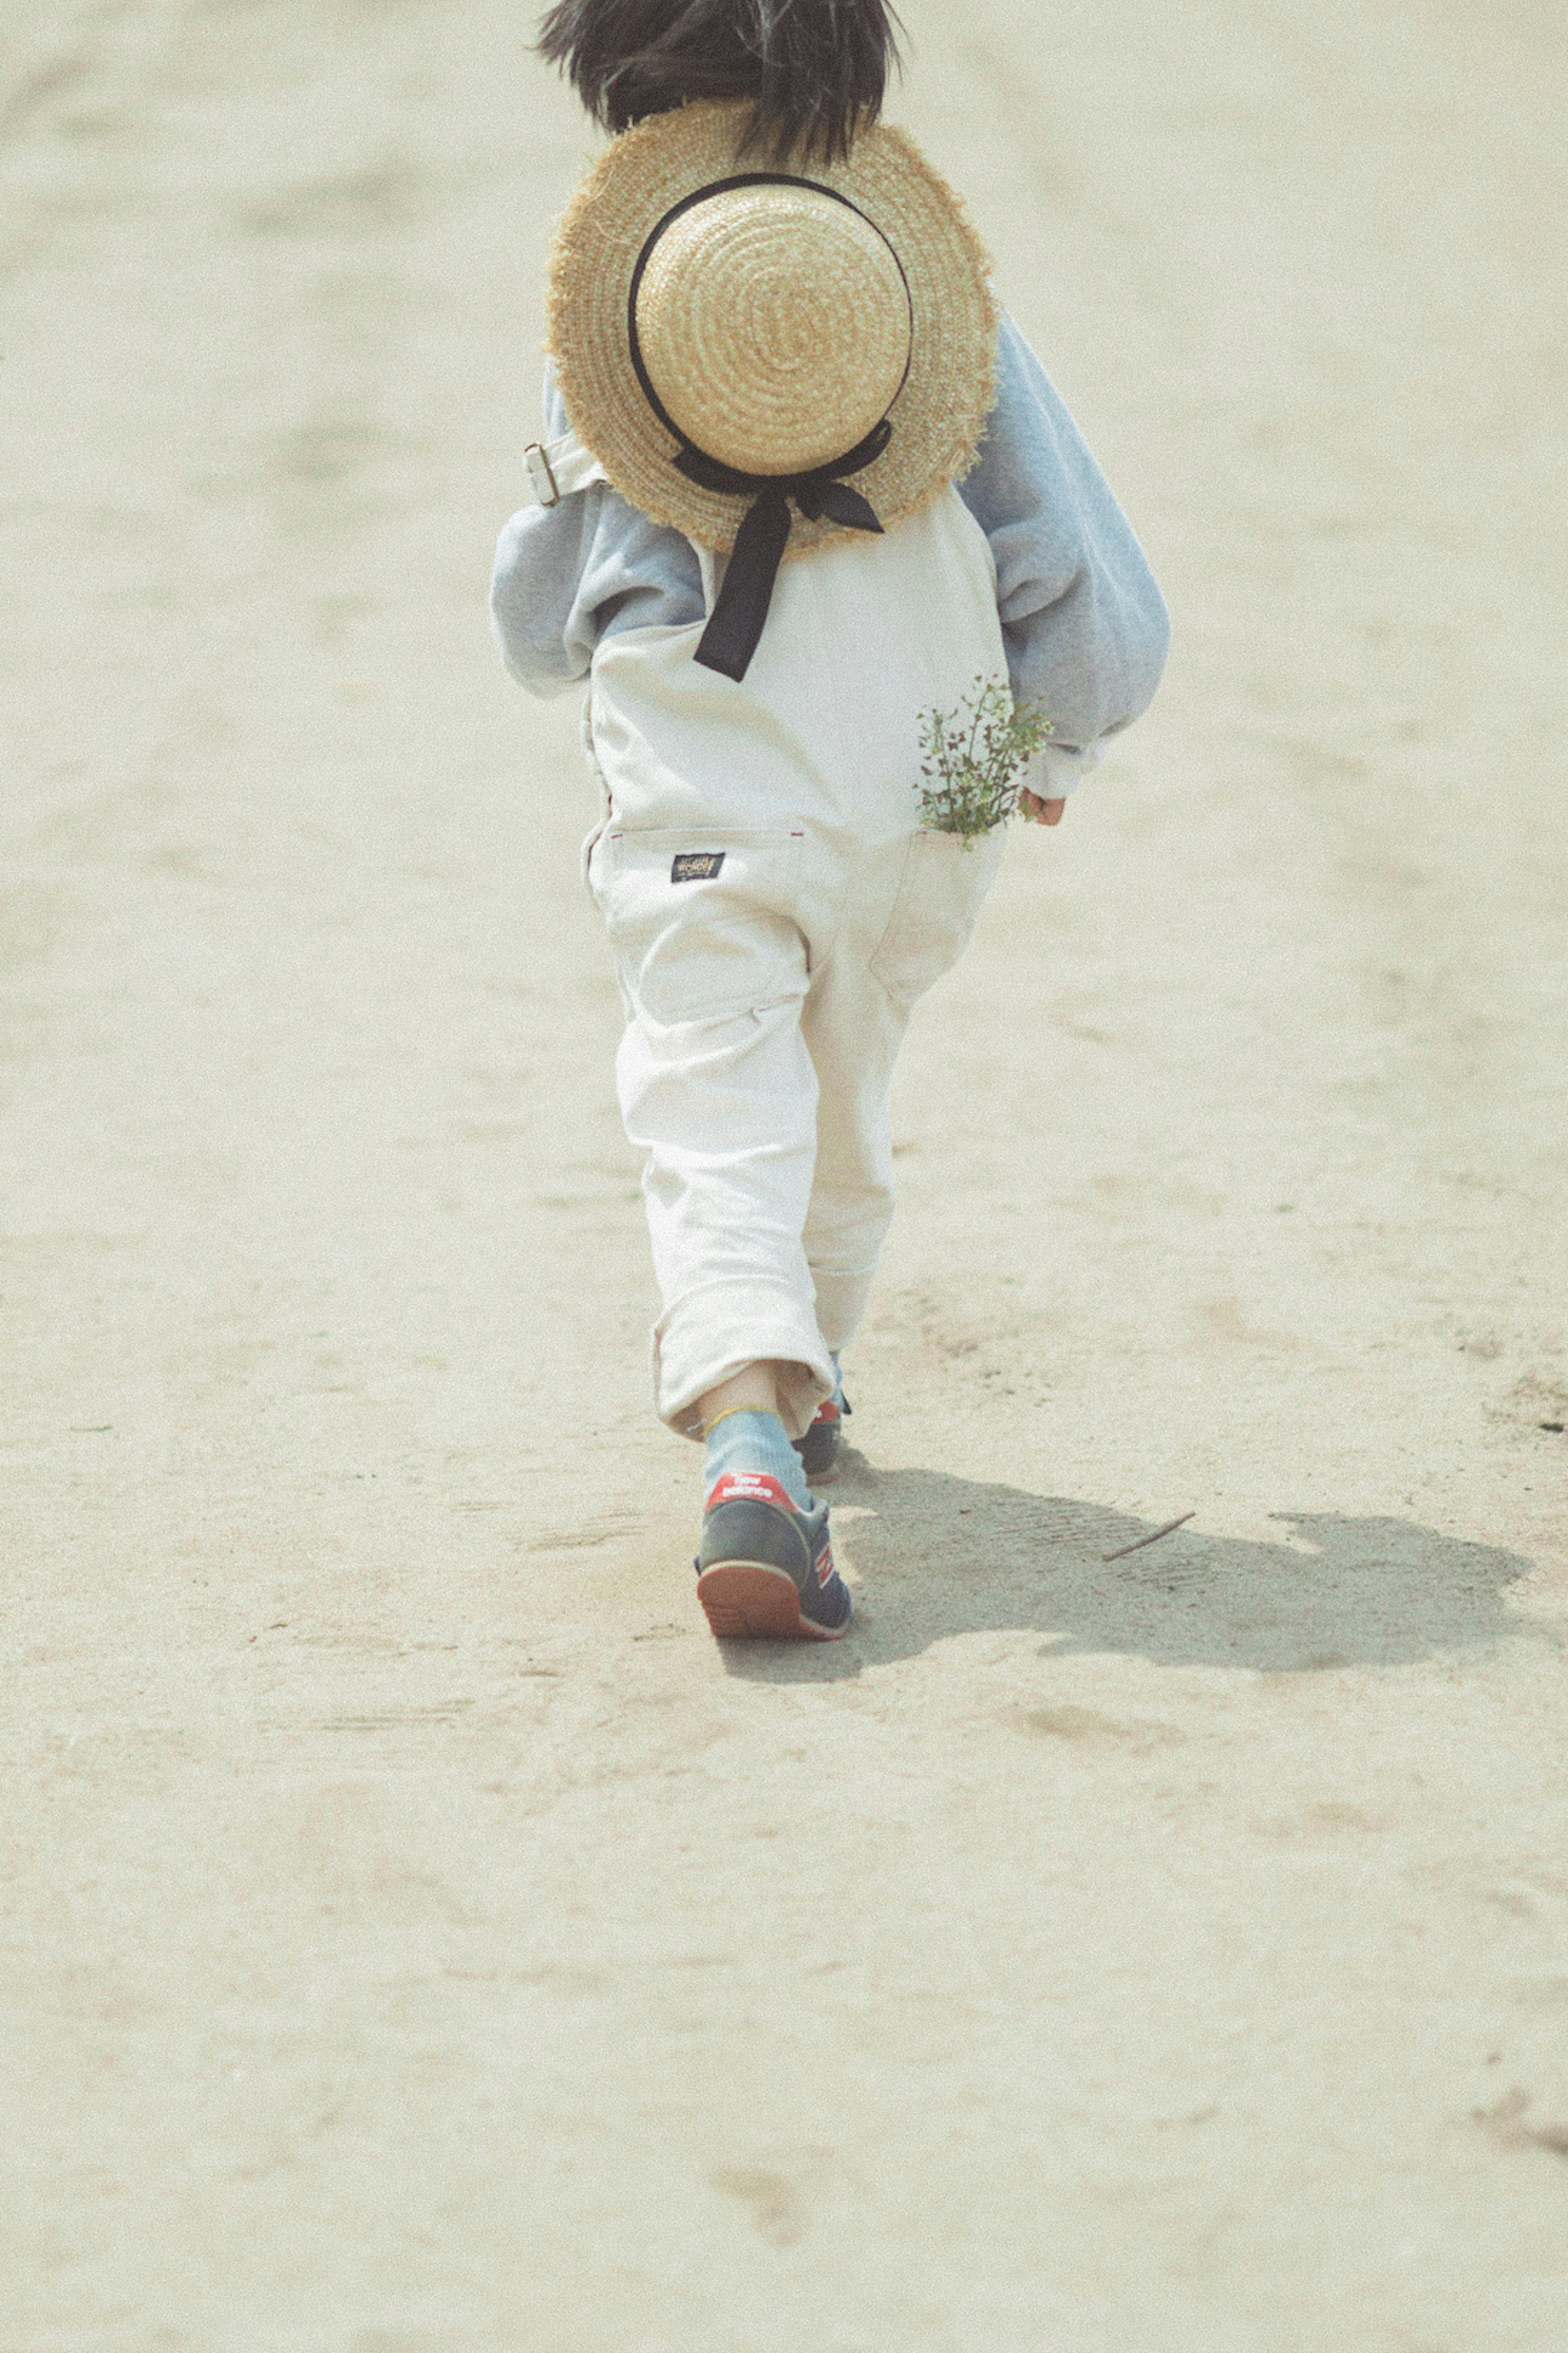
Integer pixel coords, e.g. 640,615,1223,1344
958,314,1170,790
488,370,705,697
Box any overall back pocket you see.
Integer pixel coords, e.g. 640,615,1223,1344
866,825,1007,1007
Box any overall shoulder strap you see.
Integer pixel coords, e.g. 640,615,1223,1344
523,429,608,508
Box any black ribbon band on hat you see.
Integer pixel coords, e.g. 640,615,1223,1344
673,422,891,681
626,173,911,684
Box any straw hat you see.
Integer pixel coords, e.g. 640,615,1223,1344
546,100,999,564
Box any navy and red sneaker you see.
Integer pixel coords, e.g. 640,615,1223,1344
793,1388,851,1484
695,1471,852,1642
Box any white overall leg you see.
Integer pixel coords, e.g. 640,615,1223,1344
799,932,904,1355
592,825,837,1440
800,826,1007,1354
800,1001,903,1353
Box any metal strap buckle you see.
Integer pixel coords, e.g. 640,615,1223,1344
524,440,560,508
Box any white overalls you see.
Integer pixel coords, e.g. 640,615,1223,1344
579,479,1010,1441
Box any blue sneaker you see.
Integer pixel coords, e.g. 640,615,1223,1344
695,1472,853,1642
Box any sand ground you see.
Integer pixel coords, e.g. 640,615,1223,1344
3,1,1567,2345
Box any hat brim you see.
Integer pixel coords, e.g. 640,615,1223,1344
546,103,1000,560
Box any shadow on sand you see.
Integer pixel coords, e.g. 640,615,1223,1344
718,1452,1540,1682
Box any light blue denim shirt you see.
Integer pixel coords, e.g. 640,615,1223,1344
491,313,1169,791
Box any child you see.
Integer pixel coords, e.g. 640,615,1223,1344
492,0,1169,1640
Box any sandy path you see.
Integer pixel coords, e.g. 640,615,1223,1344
3,1,1566,2344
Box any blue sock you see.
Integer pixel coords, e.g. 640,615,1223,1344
704,1409,812,1512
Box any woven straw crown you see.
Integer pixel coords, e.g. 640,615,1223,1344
635,183,912,478
547,102,999,558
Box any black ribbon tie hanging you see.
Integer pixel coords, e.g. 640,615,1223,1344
675,420,892,683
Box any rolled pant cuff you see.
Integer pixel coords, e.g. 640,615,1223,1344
654,1286,836,1441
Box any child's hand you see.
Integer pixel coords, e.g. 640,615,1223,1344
1019,790,1067,827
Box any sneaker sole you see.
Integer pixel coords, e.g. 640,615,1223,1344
695,1560,850,1642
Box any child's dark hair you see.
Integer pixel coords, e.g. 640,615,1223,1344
536,0,904,165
